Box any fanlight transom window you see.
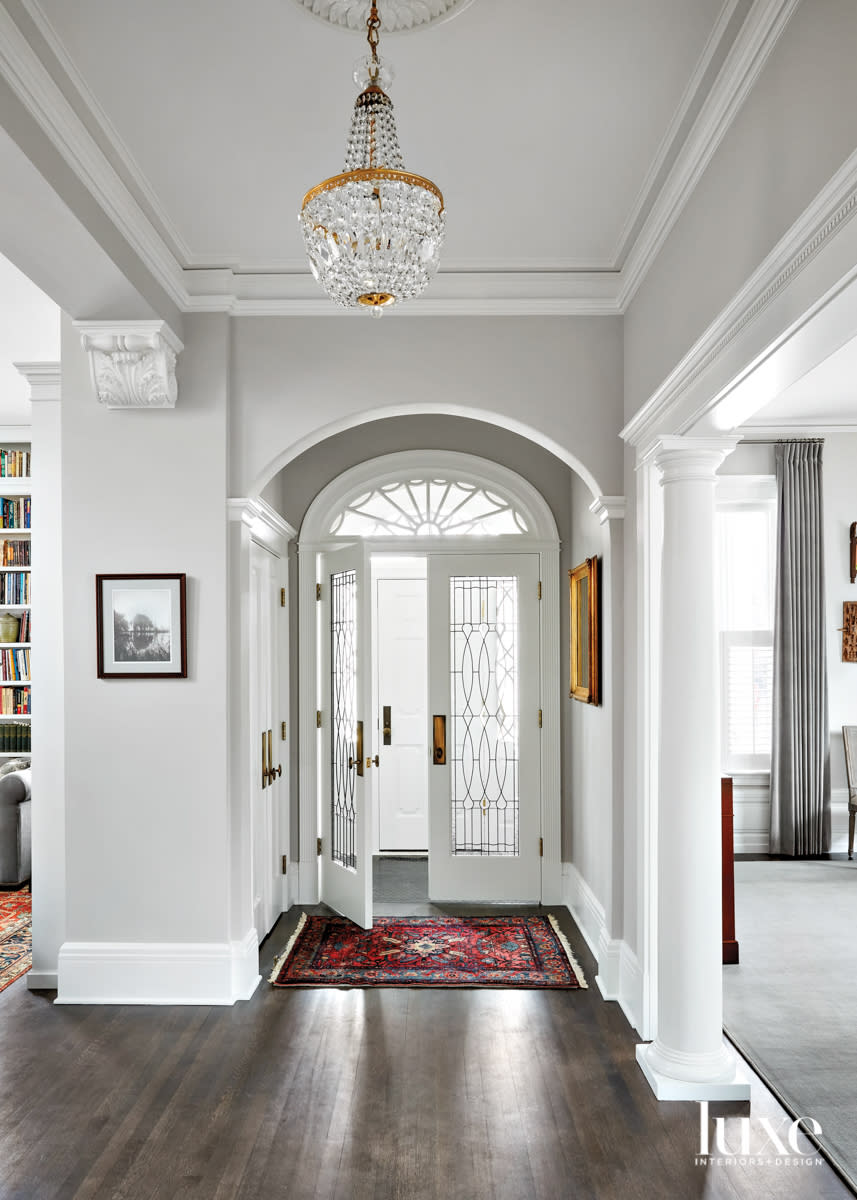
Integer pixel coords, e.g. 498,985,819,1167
329,478,530,538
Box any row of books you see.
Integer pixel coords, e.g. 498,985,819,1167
0,498,30,529
0,573,30,605
14,612,30,642
0,450,30,478
0,722,30,752
0,688,29,715
0,648,29,681
1,539,30,566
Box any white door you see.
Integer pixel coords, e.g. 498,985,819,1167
319,543,373,929
428,553,542,902
250,541,283,942
376,574,428,851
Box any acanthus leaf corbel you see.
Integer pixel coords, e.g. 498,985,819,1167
75,320,183,409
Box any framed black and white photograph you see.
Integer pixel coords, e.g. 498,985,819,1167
96,574,187,679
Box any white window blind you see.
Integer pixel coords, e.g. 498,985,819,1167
716,493,776,773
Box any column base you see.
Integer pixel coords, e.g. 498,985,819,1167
636,1042,751,1102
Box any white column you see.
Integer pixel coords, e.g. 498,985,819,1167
15,363,64,990
636,435,749,1101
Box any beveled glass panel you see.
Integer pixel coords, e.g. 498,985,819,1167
331,569,357,868
449,576,519,856
330,477,529,538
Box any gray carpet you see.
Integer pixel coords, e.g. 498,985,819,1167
372,855,428,903
725,858,857,1189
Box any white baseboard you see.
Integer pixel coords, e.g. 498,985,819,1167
56,928,262,1005
563,863,642,1034
26,970,57,990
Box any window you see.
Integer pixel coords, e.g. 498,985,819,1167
717,486,776,773
329,478,530,538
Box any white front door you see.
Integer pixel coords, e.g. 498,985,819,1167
319,543,373,929
428,553,542,902
376,573,428,851
250,541,283,942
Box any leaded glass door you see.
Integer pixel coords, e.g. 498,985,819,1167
427,554,541,902
319,543,373,929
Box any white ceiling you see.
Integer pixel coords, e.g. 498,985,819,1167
28,0,730,273
743,334,857,431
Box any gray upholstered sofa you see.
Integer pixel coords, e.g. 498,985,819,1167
0,766,31,886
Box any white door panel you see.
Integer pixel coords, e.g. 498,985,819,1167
320,544,373,928
250,542,282,942
428,553,541,902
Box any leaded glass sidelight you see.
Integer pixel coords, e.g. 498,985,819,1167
331,569,357,868
449,576,519,856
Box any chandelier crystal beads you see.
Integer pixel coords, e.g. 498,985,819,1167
300,2,445,316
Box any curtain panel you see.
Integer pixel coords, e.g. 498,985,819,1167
770,440,831,855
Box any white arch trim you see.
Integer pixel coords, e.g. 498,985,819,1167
301,450,561,546
248,401,605,502
296,450,563,907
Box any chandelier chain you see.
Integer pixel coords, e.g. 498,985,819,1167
367,2,381,64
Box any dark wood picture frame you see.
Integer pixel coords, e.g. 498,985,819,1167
569,556,600,704
96,573,187,679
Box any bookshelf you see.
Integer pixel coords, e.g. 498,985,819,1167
0,431,31,760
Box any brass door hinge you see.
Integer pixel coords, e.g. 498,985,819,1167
538,709,543,728
281,854,288,875
316,710,322,728
280,587,286,607
281,721,287,741
316,837,322,856
316,583,322,601
539,837,544,858
538,580,542,600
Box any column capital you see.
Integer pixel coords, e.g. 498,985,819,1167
14,361,61,402
588,495,626,525
653,435,740,485
75,320,183,409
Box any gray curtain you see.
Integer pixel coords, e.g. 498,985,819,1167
770,440,831,855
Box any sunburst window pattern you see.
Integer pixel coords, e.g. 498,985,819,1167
449,576,519,857
329,478,529,538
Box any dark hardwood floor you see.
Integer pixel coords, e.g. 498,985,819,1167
0,905,850,1199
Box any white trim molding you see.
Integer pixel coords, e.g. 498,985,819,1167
227,497,297,549
588,496,626,525
75,321,183,409
563,863,642,1034
56,931,261,1005
14,361,61,400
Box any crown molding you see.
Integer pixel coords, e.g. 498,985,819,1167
621,148,857,449
75,320,183,409
14,360,60,401
0,2,187,309
740,420,857,435
228,497,297,545
611,0,744,266
0,0,801,318
618,0,801,307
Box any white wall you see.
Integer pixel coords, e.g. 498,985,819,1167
0,252,58,421
231,316,624,500
624,0,857,421
57,313,248,1001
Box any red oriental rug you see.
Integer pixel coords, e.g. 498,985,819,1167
269,913,587,990
0,886,31,994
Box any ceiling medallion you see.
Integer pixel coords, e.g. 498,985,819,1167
299,1,445,316
293,0,474,33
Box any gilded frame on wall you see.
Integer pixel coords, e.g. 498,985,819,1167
569,557,600,705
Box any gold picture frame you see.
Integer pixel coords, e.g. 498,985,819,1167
569,557,600,704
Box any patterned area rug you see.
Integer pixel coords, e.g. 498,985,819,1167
270,913,587,989
0,886,31,994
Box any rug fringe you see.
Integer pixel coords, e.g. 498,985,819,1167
268,911,307,984
548,913,588,988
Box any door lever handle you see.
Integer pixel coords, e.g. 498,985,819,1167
433,715,446,765
366,755,380,768
382,705,392,745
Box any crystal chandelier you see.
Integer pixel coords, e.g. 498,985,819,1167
300,2,445,317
